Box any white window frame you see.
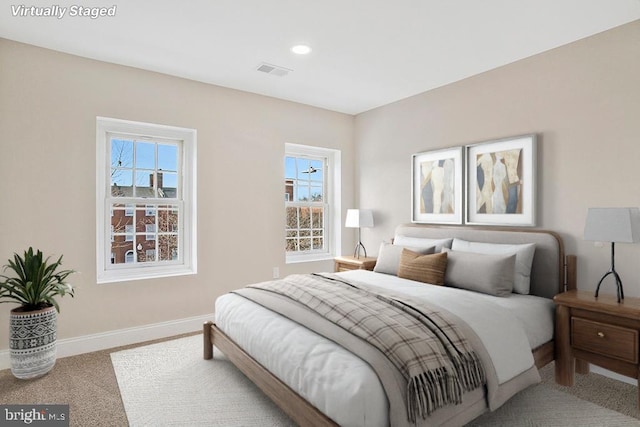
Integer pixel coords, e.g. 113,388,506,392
285,143,341,264
96,117,197,283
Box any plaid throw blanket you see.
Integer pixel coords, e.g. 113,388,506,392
246,273,485,421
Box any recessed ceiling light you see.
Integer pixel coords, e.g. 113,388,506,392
291,44,312,55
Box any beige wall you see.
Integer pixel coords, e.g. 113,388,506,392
0,39,355,348
355,20,640,296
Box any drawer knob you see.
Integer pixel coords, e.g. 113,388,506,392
597,331,605,338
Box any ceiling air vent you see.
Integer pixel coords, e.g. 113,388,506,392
256,62,292,77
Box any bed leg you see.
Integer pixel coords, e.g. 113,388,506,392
203,321,214,360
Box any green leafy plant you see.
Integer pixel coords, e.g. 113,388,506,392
0,247,76,313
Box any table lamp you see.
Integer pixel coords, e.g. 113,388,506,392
345,209,374,259
584,207,640,302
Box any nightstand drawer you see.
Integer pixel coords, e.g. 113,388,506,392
572,317,638,364
334,256,377,272
336,264,357,272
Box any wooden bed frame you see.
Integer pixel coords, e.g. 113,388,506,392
204,225,577,426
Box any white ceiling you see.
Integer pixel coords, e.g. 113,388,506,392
2,1,640,114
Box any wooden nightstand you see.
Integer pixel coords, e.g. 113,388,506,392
554,290,640,406
334,256,376,272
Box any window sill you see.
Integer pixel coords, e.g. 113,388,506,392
97,265,196,284
285,254,334,264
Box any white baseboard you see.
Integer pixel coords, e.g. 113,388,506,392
589,364,637,386
0,313,214,371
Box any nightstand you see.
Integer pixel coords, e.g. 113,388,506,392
554,290,640,406
334,256,376,272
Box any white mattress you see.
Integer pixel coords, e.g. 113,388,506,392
215,270,555,427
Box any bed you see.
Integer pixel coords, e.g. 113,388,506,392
204,224,577,426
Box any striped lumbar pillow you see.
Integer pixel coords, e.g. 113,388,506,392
397,249,448,285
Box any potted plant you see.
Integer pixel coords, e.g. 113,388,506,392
0,247,76,379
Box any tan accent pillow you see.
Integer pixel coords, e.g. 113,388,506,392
397,249,448,285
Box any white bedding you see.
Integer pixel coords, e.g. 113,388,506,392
215,270,555,427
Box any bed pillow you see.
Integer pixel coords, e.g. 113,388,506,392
443,249,516,297
373,243,435,275
397,249,448,285
451,238,536,294
392,236,453,253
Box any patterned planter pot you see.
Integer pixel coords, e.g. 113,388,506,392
9,305,57,379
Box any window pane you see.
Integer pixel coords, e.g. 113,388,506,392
111,170,133,195
299,238,311,251
136,141,155,169
286,207,298,229
135,170,154,197
312,238,323,250
136,235,154,263
159,235,178,261
297,159,312,180
286,238,298,252
310,186,323,202
158,144,178,172
145,249,157,262
311,208,323,228
111,205,132,235
159,172,178,198
158,207,179,232
136,208,156,232
297,186,309,201
284,157,296,180
111,139,133,168
110,241,133,264
300,229,311,238
310,159,323,179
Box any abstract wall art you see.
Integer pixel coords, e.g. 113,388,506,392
411,146,463,224
465,134,537,226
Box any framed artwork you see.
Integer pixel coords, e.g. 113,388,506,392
411,147,463,224
465,134,537,226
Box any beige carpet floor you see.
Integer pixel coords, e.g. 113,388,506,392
1,332,639,426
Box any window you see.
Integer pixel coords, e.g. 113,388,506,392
285,143,341,263
96,117,197,283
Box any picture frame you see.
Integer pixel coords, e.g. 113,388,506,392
411,146,463,224
465,134,537,226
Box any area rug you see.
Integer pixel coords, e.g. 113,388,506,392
112,335,639,426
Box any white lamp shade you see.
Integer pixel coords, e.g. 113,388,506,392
345,209,374,228
584,207,640,243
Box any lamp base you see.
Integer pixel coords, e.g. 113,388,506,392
594,269,624,303
353,241,367,259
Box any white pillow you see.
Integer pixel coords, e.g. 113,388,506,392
451,238,536,294
443,249,516,297
392,236,453,253
373,242,435,275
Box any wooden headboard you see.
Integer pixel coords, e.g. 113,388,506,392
394,224,572,299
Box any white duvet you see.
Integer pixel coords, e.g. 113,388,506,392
215,270,555,426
